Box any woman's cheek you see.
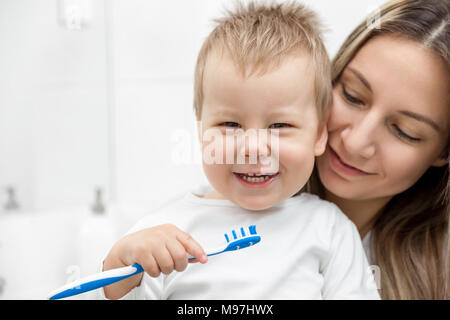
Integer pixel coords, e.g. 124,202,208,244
374,145,432,196
328,93,353,132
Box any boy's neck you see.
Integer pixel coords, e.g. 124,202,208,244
324,190,392,239
202,189,227,200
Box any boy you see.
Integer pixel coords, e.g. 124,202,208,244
101,1,379,299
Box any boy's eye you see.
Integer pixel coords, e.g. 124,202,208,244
220,122,241,128
269,123,291,129
219,122,292,129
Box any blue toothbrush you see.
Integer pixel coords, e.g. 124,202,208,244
48,225,261,300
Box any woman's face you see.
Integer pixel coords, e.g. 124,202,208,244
317,35,449,201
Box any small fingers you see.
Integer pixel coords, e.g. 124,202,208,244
153,244,175,275
134,224,207,281
176,232,208,264
166,239,189,272
139,254,161,278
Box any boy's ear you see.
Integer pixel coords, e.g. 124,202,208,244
314,124,328,156
196,120,203,146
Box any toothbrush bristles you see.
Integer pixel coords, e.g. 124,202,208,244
224,225,257,243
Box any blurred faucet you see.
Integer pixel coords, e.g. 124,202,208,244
3,186,19,211
91,187,105,214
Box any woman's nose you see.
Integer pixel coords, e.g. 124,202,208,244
340,117,377,159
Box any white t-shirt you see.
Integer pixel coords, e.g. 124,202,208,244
362,230,374,265
101,186,380,300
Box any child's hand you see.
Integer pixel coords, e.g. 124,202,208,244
103,224,207,299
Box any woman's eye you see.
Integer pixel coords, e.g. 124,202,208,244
269,123,291,129
342,86,364,105
392,124,421,142
220,122,240,128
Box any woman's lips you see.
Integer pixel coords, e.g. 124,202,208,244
328,146,374,177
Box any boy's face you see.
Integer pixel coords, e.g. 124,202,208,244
198,51,327,210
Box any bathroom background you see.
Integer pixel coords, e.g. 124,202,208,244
0,0,385,299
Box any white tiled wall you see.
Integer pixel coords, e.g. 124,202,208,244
0,0,110,212
108,0,213,210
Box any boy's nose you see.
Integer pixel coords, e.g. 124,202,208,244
239,140,270,159
237,130,271,163
232,129,280,172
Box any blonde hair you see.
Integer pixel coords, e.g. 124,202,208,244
193,1,332,126
309,0,450,299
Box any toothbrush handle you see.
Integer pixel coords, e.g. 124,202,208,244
48,263,144,300
187,245,225,261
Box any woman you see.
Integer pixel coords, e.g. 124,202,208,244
308,0,449,299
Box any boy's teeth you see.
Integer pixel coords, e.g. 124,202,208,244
241,172,277,176
238,173,276,183
244,176,265,182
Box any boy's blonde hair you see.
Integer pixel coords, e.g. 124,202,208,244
193,1,332,126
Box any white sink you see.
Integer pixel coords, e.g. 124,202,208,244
0,203,152,299
0,208,86,299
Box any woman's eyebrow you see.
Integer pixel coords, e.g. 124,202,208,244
347,67,372,92
346,68,441,132
398,110,441,132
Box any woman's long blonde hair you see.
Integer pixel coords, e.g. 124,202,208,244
309,0,449,299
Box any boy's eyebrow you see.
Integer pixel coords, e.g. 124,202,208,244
209,106,239,116
267,107,302,117
347,67,372,92
210,105,301,116
398,110,441,132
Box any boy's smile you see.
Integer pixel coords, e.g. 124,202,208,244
233,172,280,188
197,50,327,210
